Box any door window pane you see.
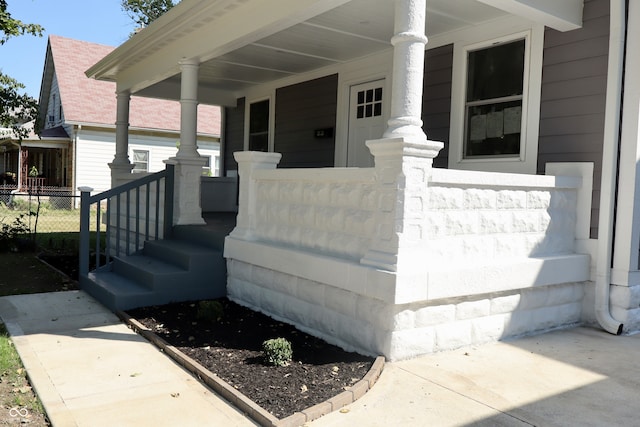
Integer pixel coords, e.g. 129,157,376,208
355,87,383,119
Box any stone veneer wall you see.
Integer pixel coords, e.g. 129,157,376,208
228,259,585,360
225,148,593,360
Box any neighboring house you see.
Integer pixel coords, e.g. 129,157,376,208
1,35,221,196
82,0,640,361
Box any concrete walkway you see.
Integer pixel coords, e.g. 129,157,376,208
0,291,255,427
2,290,640,426
310,327,640,427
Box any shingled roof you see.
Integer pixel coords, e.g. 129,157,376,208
40,35,220,136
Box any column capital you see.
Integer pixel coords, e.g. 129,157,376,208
179,57,200,68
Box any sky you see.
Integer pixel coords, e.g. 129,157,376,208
1,0,136,99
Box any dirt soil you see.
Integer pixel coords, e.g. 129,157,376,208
128,299,375,419
0,252,76,297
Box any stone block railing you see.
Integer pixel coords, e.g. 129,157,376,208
224,140,593,359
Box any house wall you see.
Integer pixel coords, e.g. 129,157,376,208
75,128,219,194
537,0,610,238
423,44,453,169
274,74,338,168
45,75,64,129
224,97,245,175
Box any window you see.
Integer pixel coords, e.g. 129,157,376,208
448,24,544,174
213,155,220,176
202,155,221,177
132,150,149,173
464,39,524,158
356,87,383,119
248,99,269,151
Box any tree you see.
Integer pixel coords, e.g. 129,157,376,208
0,0,43,138
121,0,176,28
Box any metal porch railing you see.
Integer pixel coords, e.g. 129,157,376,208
78,164,174,278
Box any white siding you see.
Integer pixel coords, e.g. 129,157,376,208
75,129,220,194
75,130,114,194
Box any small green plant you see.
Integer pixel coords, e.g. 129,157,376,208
196,300,224,323
0,214,32,252
262,337,293,367
28,166,39,177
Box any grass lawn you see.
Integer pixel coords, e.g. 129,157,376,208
1,203,103,254
0,323,48,425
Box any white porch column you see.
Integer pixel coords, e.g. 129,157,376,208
360,0,443,272
176,58,200,159
383,0,429,143
164,58,207,225
109,90,134,185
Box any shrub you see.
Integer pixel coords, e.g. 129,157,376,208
262,337,293,367
0,214,32,252
196,300,224,323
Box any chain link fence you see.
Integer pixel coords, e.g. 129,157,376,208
0,187,96,254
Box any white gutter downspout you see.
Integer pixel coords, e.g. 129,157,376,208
595,0,626,335
73,125,80,207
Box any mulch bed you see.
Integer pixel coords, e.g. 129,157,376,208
127,298,375,419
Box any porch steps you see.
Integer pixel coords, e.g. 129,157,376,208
85,271,156,310
82,213,236,311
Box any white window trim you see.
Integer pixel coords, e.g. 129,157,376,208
243,96,274,152
131,149,150,173
448,23,544,174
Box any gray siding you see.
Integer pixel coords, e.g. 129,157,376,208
422,44,453,169
274,74,338,168
223,97,245,174
538,0,609,238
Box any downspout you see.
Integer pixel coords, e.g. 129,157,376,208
73,125,80,207
595,0,626,335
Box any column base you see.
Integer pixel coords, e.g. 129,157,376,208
109,162,134,187
165,157,207,226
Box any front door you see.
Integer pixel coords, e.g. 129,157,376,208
347,80,385,167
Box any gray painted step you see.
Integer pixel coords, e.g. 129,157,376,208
113,254,189,291
81,212,235,311
81,271,156,311
143,239,222,270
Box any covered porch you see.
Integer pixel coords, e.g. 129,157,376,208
86,0,584,225
80,0,636,360
0,125,72,192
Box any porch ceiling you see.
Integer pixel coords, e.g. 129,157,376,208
86,0,581,106
138,0,505,104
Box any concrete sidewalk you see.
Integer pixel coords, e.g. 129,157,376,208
310,327,640,426
0,291,255,427
2,290,640,426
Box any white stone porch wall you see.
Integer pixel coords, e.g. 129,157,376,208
224,149,593,360
252,168,376,260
